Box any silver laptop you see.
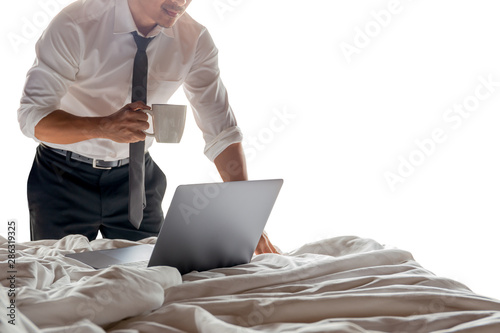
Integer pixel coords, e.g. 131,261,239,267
66,179,283,274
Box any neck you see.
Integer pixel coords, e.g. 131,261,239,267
128,0,156,36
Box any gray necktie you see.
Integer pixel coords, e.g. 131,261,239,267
129,32,155,229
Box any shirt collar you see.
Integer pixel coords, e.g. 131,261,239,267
113,0,174,38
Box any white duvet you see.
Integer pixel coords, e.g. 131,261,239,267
1,234,500,333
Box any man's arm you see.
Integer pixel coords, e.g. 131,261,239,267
213,142,247,182
214,143,280,255
34,102,151,144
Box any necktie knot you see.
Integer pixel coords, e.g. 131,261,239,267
132,31,154,51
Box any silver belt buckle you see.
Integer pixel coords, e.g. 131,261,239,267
92,159,112,170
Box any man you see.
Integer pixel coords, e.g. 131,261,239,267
18,0,278,254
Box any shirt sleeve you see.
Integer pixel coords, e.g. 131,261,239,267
17,11,80,140
182,27,243,162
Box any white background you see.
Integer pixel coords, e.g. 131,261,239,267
1,0,499,300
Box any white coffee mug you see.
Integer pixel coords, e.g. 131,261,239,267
144,104,187,143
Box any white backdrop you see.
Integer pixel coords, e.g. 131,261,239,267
1,0,499,300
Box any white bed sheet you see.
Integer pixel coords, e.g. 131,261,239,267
1,234,500,333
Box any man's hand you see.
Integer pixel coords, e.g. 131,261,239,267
99,102,151,143
254,231,281,255
34,101,151,144
214,144,280,255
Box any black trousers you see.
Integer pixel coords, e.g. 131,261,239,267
28,145,167,241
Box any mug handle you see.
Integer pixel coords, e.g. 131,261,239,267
142,109,155,136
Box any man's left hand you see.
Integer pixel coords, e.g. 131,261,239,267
254,232,281,255
213,144,280,255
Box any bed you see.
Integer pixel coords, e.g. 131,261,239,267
1,234,500,333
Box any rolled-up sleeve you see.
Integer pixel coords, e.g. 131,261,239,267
17,12,79,140
182,28,243,162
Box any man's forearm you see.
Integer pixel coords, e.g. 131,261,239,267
35,110,105,144
214,142,248,182
34,102,151,145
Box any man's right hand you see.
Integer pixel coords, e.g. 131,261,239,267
98,102,151,143
34,102,152,144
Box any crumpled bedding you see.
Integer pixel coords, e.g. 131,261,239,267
1,234,500,333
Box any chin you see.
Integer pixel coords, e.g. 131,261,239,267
158,17,179,28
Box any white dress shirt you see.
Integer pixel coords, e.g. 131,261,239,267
18,0,242,162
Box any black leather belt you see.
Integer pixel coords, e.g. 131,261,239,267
43,144,129,170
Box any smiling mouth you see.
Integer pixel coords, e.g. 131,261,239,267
163,8,181,18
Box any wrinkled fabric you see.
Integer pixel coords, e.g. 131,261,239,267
2,235,500,332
